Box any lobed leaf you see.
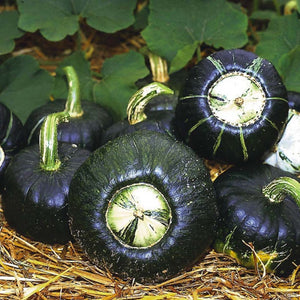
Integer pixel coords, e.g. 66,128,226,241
17,0,137,41
255,13,300,68
0,10,24,55
93,50,149,121
0,55,54,123
142,0,248,71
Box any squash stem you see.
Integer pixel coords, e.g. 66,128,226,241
127,82,174,125
39,112,70,172
0,146,4,167
63,66,84,118
262,176,300,207
148,52,170,83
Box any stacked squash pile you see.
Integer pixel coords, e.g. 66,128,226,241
0,49,299,284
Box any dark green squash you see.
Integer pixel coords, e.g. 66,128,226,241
264,91,300,174
24,66,112,151
68,130,218,283
2,112,90,244
213,163,300,276
0,102,26,184
101,82,178,144
175,49,289,164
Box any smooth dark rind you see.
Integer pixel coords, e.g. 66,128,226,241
176,49,288,164
101,110,177,144
2,143,90,244
24,99,113,151
69,130,218,283
0,103,26,182
213,163,300,276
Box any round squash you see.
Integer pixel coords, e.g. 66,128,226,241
24,66,112,151
2,112,90,244
0,102,26,183
175,49,289,164
213,163,300,276
68,130,218,283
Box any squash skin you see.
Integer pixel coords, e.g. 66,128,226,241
24,99,113,151
69,130,218,283
0,103,26,182
175,49,289,164
101,110,177,144
213,163,300,276
2,143,90,244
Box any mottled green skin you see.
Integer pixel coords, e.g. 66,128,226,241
176,49,289,164
213,163,300,276
69,130,218,283
2,143,90,244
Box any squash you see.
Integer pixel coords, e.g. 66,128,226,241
68,130,218,283
24,66,112,151
2,111,90,244
264,91,300,174
0,102,26,185
213,163,300,276
175,49,289,164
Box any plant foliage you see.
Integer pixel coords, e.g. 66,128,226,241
0,0,299,122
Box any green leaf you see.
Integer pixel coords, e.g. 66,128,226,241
169,41,198,74
0,55,54,123
142,0,248,63
17,0,137,41
278,46,300,93
0,10,24,55
52,51,94,101
93,50,149,120
255,13,300,69
249,10,278,20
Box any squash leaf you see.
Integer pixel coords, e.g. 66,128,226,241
0,10,24,55
51,51,94,101
142,0,248,71
278,46,300,93
0,55,54,123
93,50,149,121
17,0,137,41
255,13,300,68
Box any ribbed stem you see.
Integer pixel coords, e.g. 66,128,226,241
63,66,83,118
39,112,70,171
0,146,4,167
127,82,174,125
148,52,170,83
262,176,300,207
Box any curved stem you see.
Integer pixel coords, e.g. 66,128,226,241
262,176,300,207
39,112,70,171
0,146,4,167
63,66,84,118
127,82,174,125
284,0,298,14
148,52,169,83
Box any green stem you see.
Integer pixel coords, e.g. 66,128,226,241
39,112,70,171
63,66,83,118
284,0,298,14
262,176,300,207
148,52,169,83
0,146,4,167
272,0,281,15
126,82,174,125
